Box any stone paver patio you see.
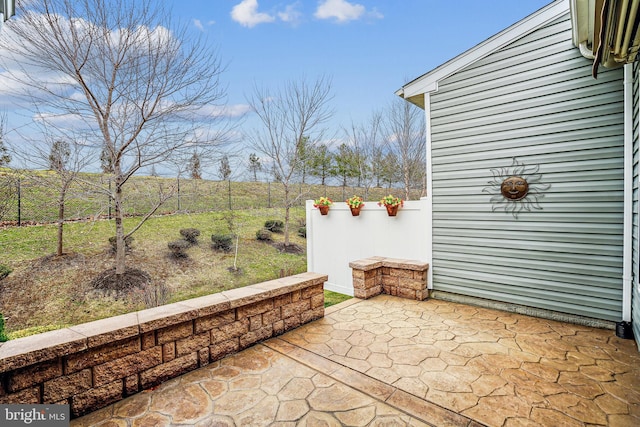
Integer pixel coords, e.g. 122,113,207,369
71,295,640,426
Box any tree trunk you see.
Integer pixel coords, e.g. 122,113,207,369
283,184,290,246
114,177,126,275
404,165,410,201
57,196,64,257
56,181,71,257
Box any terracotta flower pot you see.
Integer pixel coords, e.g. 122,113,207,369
318,205,330,215
350,206,361,216
385,205,399,216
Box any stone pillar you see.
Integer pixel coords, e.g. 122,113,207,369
349,257,384,299
349,257,429,301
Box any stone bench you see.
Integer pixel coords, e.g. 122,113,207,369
349,257,429,300
0,272,327,418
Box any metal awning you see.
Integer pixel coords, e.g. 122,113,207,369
571,0,640,77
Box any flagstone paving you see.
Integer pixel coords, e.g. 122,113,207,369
71,295,640,426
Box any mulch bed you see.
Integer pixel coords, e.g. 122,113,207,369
91,267,152,294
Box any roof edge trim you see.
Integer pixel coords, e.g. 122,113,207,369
398,0,570,100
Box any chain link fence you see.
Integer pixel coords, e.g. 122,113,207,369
0,172,424,226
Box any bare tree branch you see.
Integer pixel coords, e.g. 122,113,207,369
247,75,333,246
344,110,384,198
384,98,426,200
0,0,230,275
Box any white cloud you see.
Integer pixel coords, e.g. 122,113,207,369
196,103,251,119
213,103,252,118
278,3,302,25
314,0,382,23
369,9,384,20
231,0,275,28
193,19,215,32
32,111,89,130
315,0,363,22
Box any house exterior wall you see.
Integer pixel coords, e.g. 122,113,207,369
428,13,625,322
633,61,640,343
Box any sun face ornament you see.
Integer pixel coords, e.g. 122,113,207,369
500,176,529,201
483,157,550,218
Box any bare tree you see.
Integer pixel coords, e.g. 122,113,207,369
248,152,261,181
99,146,114,174
49,140,70,171
344,111,384,198
0,112,10,167
218,155,232,181
384,98,426,200
49,139,90,256
247,75,333,248
10,125,95,256
188,151,202,180
0,173,17,222
0,112,17,222
0,0,228,278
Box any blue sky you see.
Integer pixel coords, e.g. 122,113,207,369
0,0,553,174
169,0,553,129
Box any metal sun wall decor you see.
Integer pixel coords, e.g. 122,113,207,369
482,157,551,218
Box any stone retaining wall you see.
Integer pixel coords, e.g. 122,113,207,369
349,257,429,300
0,272,327,417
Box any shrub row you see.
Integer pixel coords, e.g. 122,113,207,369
167,228,237,258
211,234,233,252
256,219,306,241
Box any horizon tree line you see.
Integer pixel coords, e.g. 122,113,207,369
240,98,426,201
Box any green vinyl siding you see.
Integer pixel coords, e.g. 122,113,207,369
429,13,624,321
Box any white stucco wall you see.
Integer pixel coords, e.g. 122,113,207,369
306,198,430,296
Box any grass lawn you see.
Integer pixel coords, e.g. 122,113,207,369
0,207,351,338
324,290,352,307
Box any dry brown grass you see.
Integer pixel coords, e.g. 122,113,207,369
0,210,309,337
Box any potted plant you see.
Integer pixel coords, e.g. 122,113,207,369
346,195,365,216
378,194,403,216
313,197,333,215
